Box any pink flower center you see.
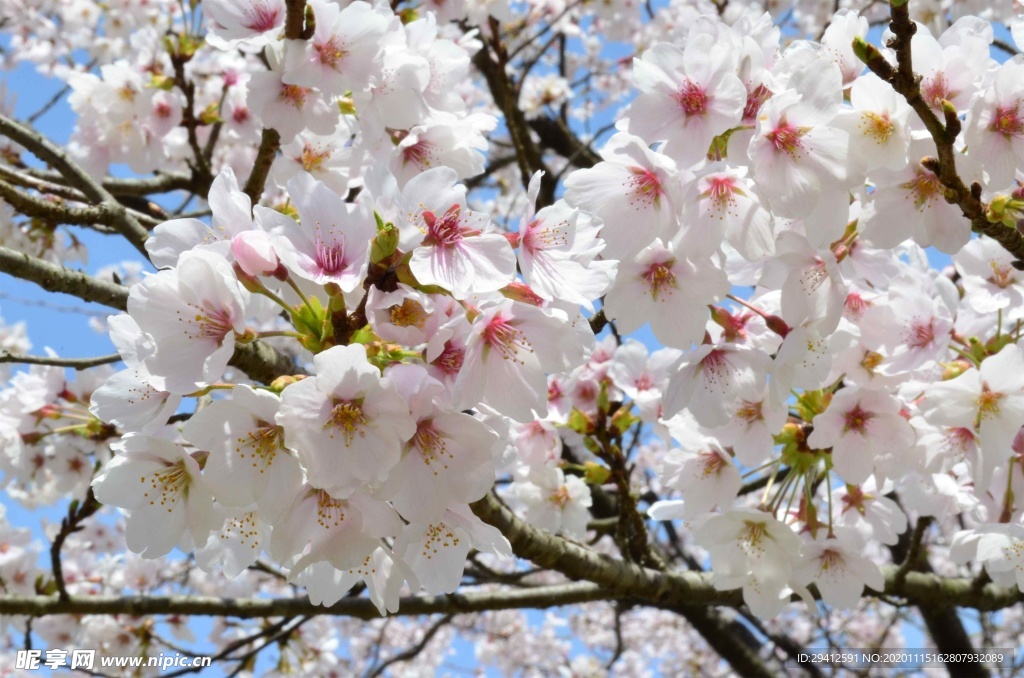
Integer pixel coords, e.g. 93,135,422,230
946,427,975,459
154,101,172,119
922,73,953,110
279,84,309,109
844,292,869,320
432,342,465,376
402,139,435,169
232,107,250,124
676,81,708,116
767,123,803,155
523,220,568,255
642,261,677,301
743,84,771,123
705,174,738,213
625,167,663,209
423,204,465,247
700,451,728,477
183,303,235,345
904,317,936,349
483,314,532,363
990,104,1024,138
243,1,281,32
300,144,331,172
314,38,348,70
708,174,736,199
900,170,942,209
548,381,563,401
842,404,874,434
799,261,829,295
315,237,346,276
634,374,654,391
413,420,450,470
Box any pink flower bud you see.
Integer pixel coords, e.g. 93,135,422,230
232,230,279,277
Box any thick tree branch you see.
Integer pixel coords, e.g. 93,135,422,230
0,177,119,226
470,494,1024,611
242,128,281,204
0,246,130,309
890,513,989,677
0,114,152,256
0,583,613,618
528,116,600,169
0,565,1018,619
0,162,166,229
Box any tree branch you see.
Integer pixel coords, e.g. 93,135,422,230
0,246,298,383
857,3,1024,266
0,114,152,256
242,128,281,204
50,489,101,601
470,494,1023,610
0,350,121,370
0,583,614,618
22,168,193,197
472,19,554,205
367,614,453,677
0,245,129,309
889,512,989,677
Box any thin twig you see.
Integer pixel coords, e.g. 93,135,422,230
50,489,101,601
0,351,121,370
367,614,454,677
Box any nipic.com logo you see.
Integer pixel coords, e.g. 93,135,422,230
15,649,213,672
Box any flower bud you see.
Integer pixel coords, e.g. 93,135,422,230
583,461,611,485
940,359,972,381
370,224,400,264
499,282,545,306
232,230,279,277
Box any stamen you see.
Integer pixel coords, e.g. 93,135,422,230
323,398,367,446
140,461,191,513
641,261,677,301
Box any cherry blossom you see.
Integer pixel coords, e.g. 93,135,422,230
127,249,249,395
807,386,916,485
5,0,1024,668
626,36,746,167
604,238,729,349
276,344,416,497
919,343,1024,493
92,435,218,558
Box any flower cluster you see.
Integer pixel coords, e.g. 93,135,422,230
4,1,1024,667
